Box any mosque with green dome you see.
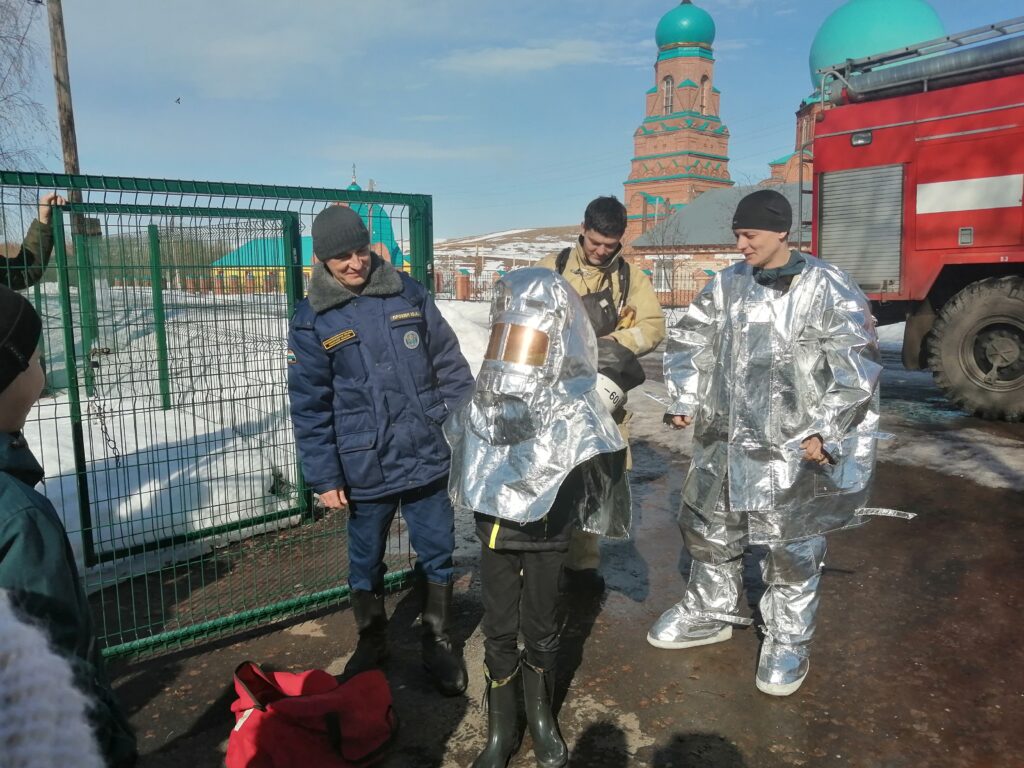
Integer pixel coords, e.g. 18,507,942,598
628,0,950,249
809,0,944,88
623,0,734,247
211,171,406,292
775,0,946,185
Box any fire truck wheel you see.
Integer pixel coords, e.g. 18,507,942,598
927,276,1024,422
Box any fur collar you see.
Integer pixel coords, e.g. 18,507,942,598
307,253,404,313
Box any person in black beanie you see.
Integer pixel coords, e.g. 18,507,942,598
648,188,883,698
730,189,807,290
0,285,138,766
288,205,475,695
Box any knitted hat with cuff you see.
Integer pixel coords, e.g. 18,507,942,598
311,206,370,260
0,285,42,394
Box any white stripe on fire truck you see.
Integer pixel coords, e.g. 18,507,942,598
916,174,1023,215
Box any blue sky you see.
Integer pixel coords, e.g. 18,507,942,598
17,0,1024,237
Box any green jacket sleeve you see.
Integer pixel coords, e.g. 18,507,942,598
2,219,54,290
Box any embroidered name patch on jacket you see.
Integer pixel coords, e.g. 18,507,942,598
322,329,357,350
390,310,423,323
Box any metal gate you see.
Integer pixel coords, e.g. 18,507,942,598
0,172,434,657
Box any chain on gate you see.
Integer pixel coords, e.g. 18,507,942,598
87,347,122,468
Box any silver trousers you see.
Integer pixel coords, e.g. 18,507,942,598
680,485,827,645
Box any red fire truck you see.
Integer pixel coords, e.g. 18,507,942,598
809,18,1024,421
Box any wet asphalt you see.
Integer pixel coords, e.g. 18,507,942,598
113,349,1024,768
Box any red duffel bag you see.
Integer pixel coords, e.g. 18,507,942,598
225,661,397,768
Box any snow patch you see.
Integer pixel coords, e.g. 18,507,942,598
886,427,1024,493
437,299,490,376
457,229,531,243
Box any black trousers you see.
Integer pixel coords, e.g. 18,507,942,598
479,545,567,680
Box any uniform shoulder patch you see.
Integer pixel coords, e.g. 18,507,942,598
322,329,357,350
286,349,297,364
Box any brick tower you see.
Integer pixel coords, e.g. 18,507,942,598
623,0,733,249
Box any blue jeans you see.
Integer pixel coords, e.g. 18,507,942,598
346,477,455,592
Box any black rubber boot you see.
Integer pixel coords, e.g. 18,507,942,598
343,590,388,677
421,581,468,696
470,668,522,768
521,658,568,768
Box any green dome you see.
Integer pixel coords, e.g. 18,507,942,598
809,0,945,86
656,1,716,49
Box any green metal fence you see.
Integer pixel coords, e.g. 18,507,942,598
0,171,435,658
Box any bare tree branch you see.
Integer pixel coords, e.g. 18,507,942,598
0,0,53,169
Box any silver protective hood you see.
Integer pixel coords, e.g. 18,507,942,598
445,267,630,536
665,255,883,543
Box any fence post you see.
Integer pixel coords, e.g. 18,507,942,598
282,214,312,515
52,210,97,566
147,224,172,410
408,197,433,293
283,214,304,308
72,231,99,395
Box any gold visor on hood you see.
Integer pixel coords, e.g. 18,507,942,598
484,323,550,367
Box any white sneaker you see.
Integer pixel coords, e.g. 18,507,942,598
755,637,809,696
646,602,733,649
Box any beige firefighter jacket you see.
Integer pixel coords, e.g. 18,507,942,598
536,240,666,358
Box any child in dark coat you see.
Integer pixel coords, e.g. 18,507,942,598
0,284,137,767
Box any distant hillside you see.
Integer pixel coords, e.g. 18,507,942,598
434,226,577,273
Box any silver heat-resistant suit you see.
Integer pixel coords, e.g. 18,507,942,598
446,268,631,768
649,253,883,692
446,267,631,537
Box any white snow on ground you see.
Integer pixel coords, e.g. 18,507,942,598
25,395,295,570
877,321,904,348
436,300,491,376
885,428,1024,492
433,227,577,271
25,287,300,581
457,229,532,243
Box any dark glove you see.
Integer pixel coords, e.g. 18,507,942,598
596,338,646,394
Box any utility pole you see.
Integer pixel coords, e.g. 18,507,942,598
46,0,82,231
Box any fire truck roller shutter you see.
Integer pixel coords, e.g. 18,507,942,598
818,165,904,293
927,276,1024,422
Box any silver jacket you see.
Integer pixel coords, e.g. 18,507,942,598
446,268,631,537
666,255,882,543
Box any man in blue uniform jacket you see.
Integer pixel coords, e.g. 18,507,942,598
287,205,474,696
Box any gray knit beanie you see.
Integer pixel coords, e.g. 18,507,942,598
311,206,370,260
0,591,104,768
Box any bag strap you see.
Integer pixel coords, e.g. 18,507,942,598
233,661,285,711
617,258,630,310
555,247,571,274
